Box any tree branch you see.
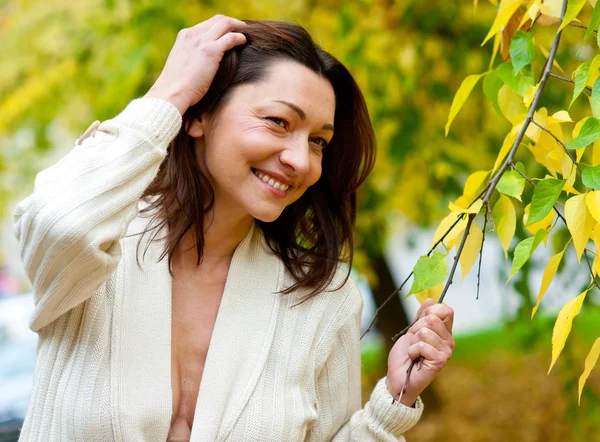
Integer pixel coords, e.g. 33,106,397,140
389,0,569,404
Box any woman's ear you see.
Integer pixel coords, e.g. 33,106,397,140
187,117,205,138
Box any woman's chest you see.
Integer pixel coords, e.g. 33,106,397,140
168,270,227,440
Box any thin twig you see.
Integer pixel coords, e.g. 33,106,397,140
391,213,477,342
364,183,493,340
510,161,569,226
360,212,466,339
568,22,599,35
476,203,489,300
549,72,593,92
549,72,574,83
583,250,600,291
438,214,476,304
530,120,581,173
510,161,536,186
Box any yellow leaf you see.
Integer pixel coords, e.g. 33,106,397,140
524,83,540,108
498,84,527,124
573,117,591,139
464,170,492,199
565,193,596,261
593,140,600,166
449,199,483,214
548,110,572,123
532,246,567,318
586,192,600,224
536,36,565,73
549,290,589,374
415,283,444,304
445,73,487,136
526,108,548,143
483,0,524,45
564,163,580,195
493,194,516,259
459,223,484,280
579,338,600,405
493,125,520,173
523,203,555,236
453,171,491,209
489,33,501,70
431,212,468,249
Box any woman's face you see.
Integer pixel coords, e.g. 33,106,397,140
190,59,336,223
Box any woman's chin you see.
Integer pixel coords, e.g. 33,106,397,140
249,207,284,223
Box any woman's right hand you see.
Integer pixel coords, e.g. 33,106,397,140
144,15,248,115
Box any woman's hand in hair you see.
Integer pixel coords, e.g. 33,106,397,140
145,15,248,115
385,298,455,407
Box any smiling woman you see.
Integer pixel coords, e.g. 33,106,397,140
13,16,455,442
142,23,375,301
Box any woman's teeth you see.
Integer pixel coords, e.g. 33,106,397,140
253,170,290,191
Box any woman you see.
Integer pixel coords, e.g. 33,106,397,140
13,16,455,442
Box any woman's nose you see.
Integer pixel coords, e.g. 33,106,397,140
278,140,310,175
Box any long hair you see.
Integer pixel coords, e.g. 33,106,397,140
137,20,376,301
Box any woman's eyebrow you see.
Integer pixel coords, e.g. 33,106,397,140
273,100,334,132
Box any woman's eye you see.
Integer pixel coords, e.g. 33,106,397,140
267,117,287,129
311,137,328,149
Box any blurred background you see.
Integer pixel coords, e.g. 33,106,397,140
1,0,600,441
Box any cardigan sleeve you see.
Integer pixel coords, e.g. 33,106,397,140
307,282,424,441
12,97,182,332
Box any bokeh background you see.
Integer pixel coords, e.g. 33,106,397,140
1,0,600,441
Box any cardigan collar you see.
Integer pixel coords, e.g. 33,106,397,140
118,208,282,441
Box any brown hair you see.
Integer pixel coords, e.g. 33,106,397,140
137,20,375,300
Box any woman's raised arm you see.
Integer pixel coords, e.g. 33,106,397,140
12,15,248,332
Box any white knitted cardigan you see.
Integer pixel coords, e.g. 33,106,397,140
13,97,423,442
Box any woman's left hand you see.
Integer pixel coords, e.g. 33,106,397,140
385,298,455,407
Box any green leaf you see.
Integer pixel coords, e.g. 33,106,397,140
527,178,566,226
583,1,600,45
510,31,536,75
497,170,526,201
483,70,504,117
496,62,534,96
583,165,600,190
571,60,592,107
508,228,547,281
559,0,588,32
566,118,600,149
593,77,600,119
445,72,487,136
407,251,449,296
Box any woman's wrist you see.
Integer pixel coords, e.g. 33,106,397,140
385,376,418,408
144,84,190,116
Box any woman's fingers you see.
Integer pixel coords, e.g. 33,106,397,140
214,32,247,54
415,302,454,334
407,341,452,368
206,16,248,41
411,314,453,344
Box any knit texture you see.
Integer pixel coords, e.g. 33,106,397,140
13,97,424,442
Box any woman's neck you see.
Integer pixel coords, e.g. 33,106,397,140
173,203,254,270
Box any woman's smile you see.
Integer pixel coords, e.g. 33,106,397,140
252,168,291,198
